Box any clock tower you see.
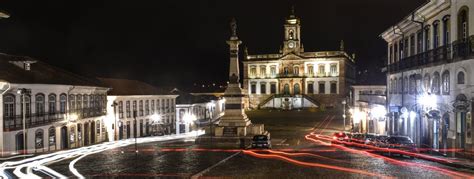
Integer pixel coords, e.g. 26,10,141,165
283,7,301,55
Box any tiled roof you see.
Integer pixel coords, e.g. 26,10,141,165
0,53,106,87
99,78,172,96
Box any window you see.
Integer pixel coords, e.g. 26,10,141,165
48,94,56,114
161,100,165,113
260,66,266,76
156,99,160,114
293,66,299,75
318,65,325,75
442,70,450,95
403,38,409,58
96,121,100,134
433,21,440,48
398,78,403,94
35,94,45,116
308,65,314,75
250,66,257,76
443,16,451,45
151,100,155,114
308,83,314,94
409,76,416,94
260,83,266,94
145,100,149,115
83,95,88,111
118,101,124,118
284,67,289,75
48,127,55,147
417,31,423,53
458,71,465,84
76,96,82,114
409,34,415,56
284,84,290,95
432,72,440,95
60,94,67,114
330,82,337,94
389,45,393,64
404,77,409,94
133,101,137,116
126,101,131,118
394,43,399,61
270,66,276,75
416,75,423,94
318,82,325,94
21,95,31,117
139,100,143,116
424,74,431,93
294,84,300,94
270,83,277,94
70,126,75,144
424,26,431,51
251,83,256,94
458,8,469,41
69,95,75,113
166,99,170,113
330,64,337,75
4,95,15,118
35,129,43,149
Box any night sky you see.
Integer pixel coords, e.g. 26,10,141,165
0,0,427,89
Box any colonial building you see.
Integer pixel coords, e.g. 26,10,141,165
350,85,387,135
381,0,474,157
0,53,109,156
173,90,225,134
100,78,177,140
243,10,356,110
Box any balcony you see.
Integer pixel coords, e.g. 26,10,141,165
388,36,474,73
3,108,106,131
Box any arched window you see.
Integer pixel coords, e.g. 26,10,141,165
35,129,44,149
433,21,440,48
76,95,82,113
457,71,465,84
442,70,450,94
409,76,416,94
432,72,440,95
70,125,75,144
284,84,290,95
458,7,469,41
293,66,299,75
3,95,15,118
59,94,67,114
443,15,451,45
48,127,55,147
21,95,31,117
69,94,75,113
294,84,300,95
35,94,45,116
48,94,56,114
284,67,289,75
424,74,431,93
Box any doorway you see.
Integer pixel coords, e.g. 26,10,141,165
84,123,89,145
60,126,68,149
16,132,25,153
90,121,95,144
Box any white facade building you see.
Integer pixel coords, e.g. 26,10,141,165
100,78,177,141
381,0,474,156
0,53,109,156
174,91,225,134
351,85,387,135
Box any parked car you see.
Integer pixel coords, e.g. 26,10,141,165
384,136,417,158
350,133,376,145
374,135,389,147
251,135,271,149
331,132,350,143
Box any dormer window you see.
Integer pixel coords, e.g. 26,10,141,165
24,63,31,71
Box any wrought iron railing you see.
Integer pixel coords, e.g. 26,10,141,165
388,36,474,73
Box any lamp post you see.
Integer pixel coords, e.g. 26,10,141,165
17,88,30,156
111,101,118,141
342,100,347,131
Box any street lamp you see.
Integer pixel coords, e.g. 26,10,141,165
341,100,346,131
17,88,30,156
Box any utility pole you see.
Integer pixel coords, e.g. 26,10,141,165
17,88,31,157
111,101,118,141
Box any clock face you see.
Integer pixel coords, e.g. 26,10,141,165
288,42,295,49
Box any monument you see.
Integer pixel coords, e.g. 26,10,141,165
197,18,268,145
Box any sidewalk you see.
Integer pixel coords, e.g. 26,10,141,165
419,152,474,170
